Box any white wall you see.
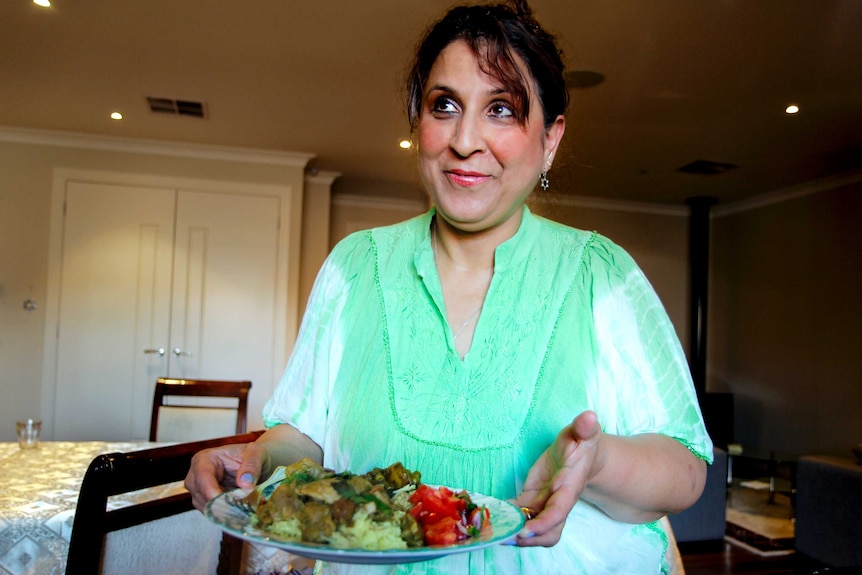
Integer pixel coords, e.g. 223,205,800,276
329,194,429,246
0,130,317,441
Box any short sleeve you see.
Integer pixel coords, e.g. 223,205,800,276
585,237,713,462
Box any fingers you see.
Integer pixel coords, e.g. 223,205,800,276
571,410,600,441
235,441,270,490
512,410,603,548
516,518,565,547
514,480,551,512
515,477,579,546
185,448,226,510
513,466,581,547
184,443,261,511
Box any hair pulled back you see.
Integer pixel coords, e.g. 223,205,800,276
406,0,568,131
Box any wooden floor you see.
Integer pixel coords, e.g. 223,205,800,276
680,541,827,575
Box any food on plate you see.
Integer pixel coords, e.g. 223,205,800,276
408,484,492,546
246,458,492,550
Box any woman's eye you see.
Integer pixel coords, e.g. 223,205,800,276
488,102,514,119
432,97,458,114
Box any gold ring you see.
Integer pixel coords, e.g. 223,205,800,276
520,506,537,520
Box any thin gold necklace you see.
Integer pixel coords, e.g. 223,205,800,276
433,220,484,340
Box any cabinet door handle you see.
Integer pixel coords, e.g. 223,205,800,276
173,348,193,358
143,348,166,356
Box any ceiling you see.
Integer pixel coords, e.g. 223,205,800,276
2,0,861,207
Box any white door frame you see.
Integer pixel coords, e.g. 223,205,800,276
42,168,302,439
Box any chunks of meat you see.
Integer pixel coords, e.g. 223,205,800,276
364,462,421,490
255,482,302,525
399,512,425,547
330,497,358,524
299,502,336,542
297,477,341,504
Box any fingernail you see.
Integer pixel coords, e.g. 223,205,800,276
518,531,535,539
240,473,254,484
501,537,517,546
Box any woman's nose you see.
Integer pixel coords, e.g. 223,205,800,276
449,114,486,158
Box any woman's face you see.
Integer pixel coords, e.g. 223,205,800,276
417,40,565,235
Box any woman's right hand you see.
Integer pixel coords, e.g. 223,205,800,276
184,441,271,510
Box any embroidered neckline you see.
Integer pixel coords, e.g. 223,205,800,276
372,213,598,452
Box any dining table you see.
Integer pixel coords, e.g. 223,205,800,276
0,440,158,575
0,440,309,575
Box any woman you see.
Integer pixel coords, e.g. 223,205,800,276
186,1,712,573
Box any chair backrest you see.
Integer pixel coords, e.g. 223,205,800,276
66,430,264,575
149,377,252,442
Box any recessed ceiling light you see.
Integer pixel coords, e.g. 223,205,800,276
110,112,123,120
785,104,800,115
33,0,51,7
399,139,412,150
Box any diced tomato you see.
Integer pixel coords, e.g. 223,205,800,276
423,516,464,546
408,485,491,546
409,485,464,521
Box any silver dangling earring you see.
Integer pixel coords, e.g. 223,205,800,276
540,171,549,191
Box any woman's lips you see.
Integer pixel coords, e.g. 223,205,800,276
446,170,490,187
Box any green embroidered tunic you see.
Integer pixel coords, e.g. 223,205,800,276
263,207,712,574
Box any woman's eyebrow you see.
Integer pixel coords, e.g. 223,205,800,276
426,84,510,98
426,84,455,95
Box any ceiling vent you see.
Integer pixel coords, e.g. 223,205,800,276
677,160,737,175
147,97,207,119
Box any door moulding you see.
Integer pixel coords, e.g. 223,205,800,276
41,168,302,439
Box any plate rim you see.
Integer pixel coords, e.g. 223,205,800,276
203,484,525,563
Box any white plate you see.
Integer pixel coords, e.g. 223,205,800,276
204,487,525,564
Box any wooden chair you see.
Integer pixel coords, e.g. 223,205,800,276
66,430,263,575
149,377,252,442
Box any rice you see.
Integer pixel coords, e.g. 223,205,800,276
256,508,407,550
392,485,416,509
267,517,302,540
329,513,407,550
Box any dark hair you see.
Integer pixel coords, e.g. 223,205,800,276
406,0,568,131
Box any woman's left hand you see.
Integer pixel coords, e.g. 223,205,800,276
513,410,602,547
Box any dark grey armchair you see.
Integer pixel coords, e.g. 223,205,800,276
795,454,862,568
668,447,728,543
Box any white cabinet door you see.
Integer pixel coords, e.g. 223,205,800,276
54,182,175,440
53,182,281,440
167,190,280,430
